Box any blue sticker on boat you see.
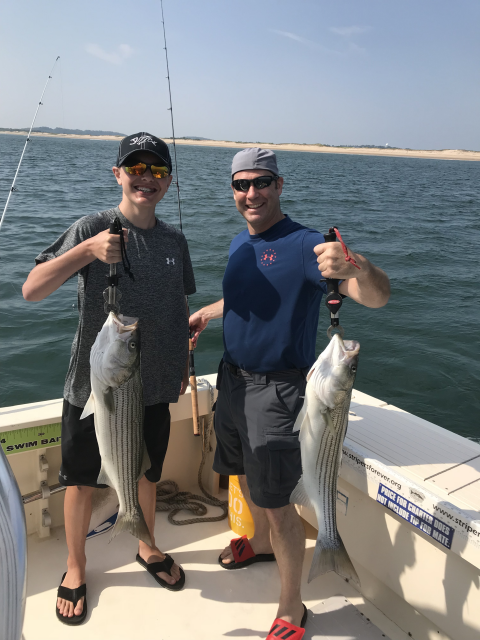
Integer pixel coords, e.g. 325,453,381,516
376,484,454,549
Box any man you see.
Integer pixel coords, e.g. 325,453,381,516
189,147,390,638
23,133,195,624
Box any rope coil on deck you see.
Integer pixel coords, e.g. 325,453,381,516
155,378,228,525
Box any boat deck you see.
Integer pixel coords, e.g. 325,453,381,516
6,384,480,639
24,501,406,640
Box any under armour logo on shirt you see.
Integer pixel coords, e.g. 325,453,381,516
166,258,175,265
260,249,277,267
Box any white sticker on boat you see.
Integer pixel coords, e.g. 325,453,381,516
376,483,454,549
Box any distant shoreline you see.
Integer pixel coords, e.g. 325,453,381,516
2,130,479,162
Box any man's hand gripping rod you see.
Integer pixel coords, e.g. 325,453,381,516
323,226,361,339
323,227,345,340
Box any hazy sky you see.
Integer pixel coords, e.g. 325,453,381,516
1,0,479,149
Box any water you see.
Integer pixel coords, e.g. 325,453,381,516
0,134,479,441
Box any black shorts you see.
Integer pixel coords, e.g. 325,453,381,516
213,362,306,509
59,399,170,487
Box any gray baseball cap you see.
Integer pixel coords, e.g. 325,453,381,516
231,147,279,178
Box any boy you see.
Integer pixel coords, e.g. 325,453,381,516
23,132,195,624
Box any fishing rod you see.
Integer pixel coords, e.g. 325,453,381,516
160,0,201,438
0,56,60,234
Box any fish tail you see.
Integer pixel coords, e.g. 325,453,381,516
308,536,360,587
109,507,152,546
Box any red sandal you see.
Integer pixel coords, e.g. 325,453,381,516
266,604,308,640
218,534,276,570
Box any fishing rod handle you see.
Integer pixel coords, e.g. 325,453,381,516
107,220,121,277
108,217,124,275
109,218,123,235
324,227,339,290
104,218,123,313
189,338,201,437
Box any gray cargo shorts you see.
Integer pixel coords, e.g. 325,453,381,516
213,361,307,509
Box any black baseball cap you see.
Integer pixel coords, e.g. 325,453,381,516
116,132,172,170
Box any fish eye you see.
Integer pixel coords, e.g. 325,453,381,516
128,340,136,351
351,365,357,373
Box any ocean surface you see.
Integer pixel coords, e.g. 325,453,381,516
0,134,479,441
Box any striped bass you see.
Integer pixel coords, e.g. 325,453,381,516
81,312,151,546
0,445,27,640
290,333,360,585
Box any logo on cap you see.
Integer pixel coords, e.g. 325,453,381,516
130,135,157,146
260,249,277,267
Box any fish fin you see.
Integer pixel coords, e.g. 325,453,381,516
103,387,115,413
325,410,336,437
97,463,113,487
292,398,308,433
290,476,313,509
137,445,151,481
80,393,95,420
109,507,152,546
308,535,360,587
298,413,312,443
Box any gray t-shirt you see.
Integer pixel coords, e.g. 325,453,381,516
36,206,196,407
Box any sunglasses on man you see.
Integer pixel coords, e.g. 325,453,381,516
123,163,171,179
231,175,278,192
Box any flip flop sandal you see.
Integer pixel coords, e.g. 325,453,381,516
218,534,276,570
56,572,87,626
266,604,308,640
136,553,185,591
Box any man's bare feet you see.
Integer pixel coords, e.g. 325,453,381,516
219,536,274,566
138,544,182,585
57,568,85,618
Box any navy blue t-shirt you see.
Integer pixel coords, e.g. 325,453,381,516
222,216,327,372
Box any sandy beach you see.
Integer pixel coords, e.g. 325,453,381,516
2,130,479,162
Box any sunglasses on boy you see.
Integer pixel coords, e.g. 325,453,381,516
123,162,171,179
231,175,278,192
